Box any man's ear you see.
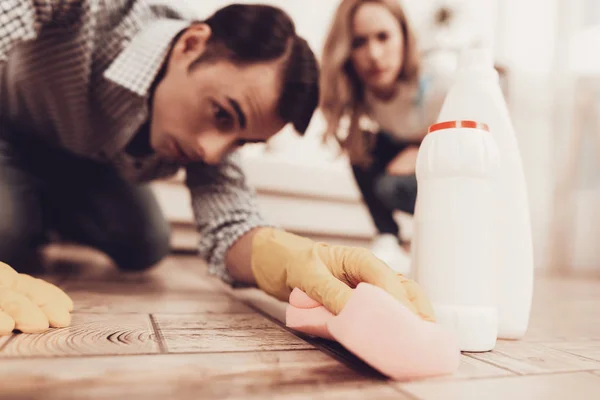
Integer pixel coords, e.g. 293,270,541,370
170,23,212,66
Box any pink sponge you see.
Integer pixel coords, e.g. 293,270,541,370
286,289,335,340
289,288,322,309
286,283,460,380
285,304,335,341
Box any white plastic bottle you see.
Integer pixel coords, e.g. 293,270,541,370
436,48,534,339
414,120,501,352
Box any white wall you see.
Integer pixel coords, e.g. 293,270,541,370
497,0,600,273
548,0,600,272
493,0,561,270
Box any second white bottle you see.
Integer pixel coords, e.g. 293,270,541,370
414,120,500,352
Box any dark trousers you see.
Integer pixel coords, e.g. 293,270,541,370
351,132,418,238
0,135,171,273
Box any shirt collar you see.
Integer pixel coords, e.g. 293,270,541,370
104,18,192,97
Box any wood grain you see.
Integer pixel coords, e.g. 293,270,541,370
0,314,158,357
400,372,600,400
225,288,517,382
226,287,289,324
0,335,11,350
544,341,600,362
0,350,390,400
533,276,600,300
148,256,230,293
523,304,600,343
467,340,600,374
225,287,393,379
4,253,600,398
155,313,281,330
43,245,225,294
239,383,410,400
155,313,315,353
521,275,600,343
64,281,252,314
434,355,515,381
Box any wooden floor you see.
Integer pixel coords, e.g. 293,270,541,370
1,247,600,400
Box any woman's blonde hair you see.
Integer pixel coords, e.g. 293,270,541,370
320,0,420,166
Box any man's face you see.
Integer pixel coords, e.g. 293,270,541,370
150,24,286,165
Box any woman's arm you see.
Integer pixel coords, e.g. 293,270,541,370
386,145,420,175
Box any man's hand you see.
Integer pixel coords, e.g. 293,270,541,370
386,146,420,176
250,228,435,321
0,262,74,335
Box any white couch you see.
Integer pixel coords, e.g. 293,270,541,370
151,140,413,250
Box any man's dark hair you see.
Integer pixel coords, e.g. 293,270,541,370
192,4,319,134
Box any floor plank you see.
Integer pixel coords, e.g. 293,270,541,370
543,341,600,362
155,313,315,353
0,335,12,349
227,287,289,323
42,245,224,294
428,355,515,381
0,350,398,400
227,270,600,380
399,371,600,400
4,252,600,397
0,313,158,358
64,281,252,314
239,383,410,400
523,301,600,343
385,355,515,387
225,286,406,380
467,340,600,374
146,256,230,293
456,355,514,379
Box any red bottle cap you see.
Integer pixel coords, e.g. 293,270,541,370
428,120,489,133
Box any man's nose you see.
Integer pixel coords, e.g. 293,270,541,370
197,134,235,165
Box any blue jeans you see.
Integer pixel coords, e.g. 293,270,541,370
351,131,418,238
0,133,171,273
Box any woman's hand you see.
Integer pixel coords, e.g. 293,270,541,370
386,145,420,176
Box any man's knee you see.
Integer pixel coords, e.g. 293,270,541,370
105,219,172,272
0,218,43,271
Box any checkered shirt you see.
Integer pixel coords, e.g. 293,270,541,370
0,0,270,284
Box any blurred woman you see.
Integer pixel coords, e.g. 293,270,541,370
320,0,451,273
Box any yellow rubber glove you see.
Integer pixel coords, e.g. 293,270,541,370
251,228,435,321
0,261,74,335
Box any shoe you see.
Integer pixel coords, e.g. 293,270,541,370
370,234,412,275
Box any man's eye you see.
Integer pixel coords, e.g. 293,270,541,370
212,103,233,130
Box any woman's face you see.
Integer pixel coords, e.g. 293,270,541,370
349,2,405,96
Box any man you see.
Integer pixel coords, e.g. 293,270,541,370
0,1,433,333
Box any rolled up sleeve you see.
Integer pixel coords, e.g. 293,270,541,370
0,0,92,62
184,152,272,284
